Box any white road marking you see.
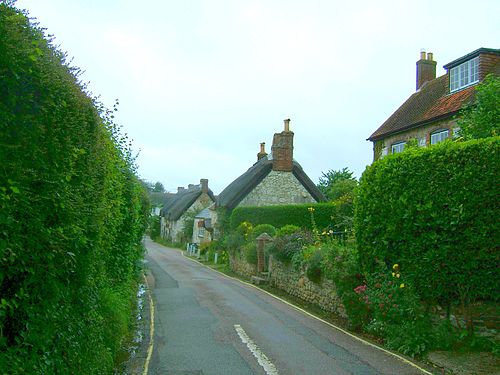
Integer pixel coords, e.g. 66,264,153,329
234,324,279,375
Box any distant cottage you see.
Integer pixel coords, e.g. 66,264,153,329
160,179,216,243
217,119,325,210
368,47,500,160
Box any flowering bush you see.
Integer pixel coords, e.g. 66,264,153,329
363,261,434,356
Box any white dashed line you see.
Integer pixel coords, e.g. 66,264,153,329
234,324,279,375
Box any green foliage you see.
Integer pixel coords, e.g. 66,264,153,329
458,74,500,140
149,216,161,240
0,5,149,373
230,203,336,231
355,137,500,331
322,241,369,330
304,248,323,283
276,224,300,236
153,181,165,192
317,168,358,201
269,229,314,264
243,243,258,265
251,224,277,240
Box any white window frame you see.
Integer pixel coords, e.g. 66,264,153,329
450,57,479,92
391,142,406,154
430,129,449,145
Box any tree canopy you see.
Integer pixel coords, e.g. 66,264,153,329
458,74,500,140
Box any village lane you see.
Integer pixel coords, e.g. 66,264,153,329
144,238,432,375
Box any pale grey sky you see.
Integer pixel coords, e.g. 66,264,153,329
16,0,500,193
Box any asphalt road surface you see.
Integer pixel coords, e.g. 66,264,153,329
145,238,431,375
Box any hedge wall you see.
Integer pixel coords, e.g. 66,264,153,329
0,5,149,373
355,137,500,305
230,203,336,231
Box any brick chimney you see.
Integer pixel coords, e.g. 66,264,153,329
200,178,208,193
416,50,437,90
271,119,294,172
257,142,268,161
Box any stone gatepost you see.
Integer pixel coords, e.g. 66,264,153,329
255,233,273,273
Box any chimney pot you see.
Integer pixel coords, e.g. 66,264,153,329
284,118,290,132
200,178,208,193
257,142,268,161
416,51,437,90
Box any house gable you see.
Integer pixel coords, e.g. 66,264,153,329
368,48,500,160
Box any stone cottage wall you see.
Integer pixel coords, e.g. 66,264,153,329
229,252,256,278
237,171,316,207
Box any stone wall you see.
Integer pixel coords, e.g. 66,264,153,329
229,253,346,318
237,171,316,207
269,257,346,318
229,252,256,278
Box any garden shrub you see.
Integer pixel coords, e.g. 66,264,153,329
269,230,314,264
276,224,300,236
0,4,149,373
230,203,336,231
304,248,323,283
243,243,258,265
322,240,369,330
355,137,500,331
251,224,277,239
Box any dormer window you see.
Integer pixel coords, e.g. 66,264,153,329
449,56,479,92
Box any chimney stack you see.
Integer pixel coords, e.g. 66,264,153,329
271,119,294,172
416,50,437,90
177,187,185,193
200,178,208,193
257,142,268,161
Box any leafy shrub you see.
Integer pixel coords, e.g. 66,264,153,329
304,248,323,283
243,243,258,265
355,137,500,330
270,230,314,264
276,224,300,236
230,203,336,231
251,224,277,239
322,241,369,330
149,216,161,240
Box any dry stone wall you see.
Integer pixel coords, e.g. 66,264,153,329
229,253,346,318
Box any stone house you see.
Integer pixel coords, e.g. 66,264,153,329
216,119,325,214
191,207,216,245
368,47,500,160
160,179,216,243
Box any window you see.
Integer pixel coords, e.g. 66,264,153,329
198,227,205,238
430,129,449,145
391,142,406,154
418,137,426,147
450,57,479,92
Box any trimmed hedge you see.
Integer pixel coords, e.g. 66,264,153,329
230,203,336,231
0,5,149,373
355,137,500,306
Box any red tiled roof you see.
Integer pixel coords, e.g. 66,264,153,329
422,86,476,121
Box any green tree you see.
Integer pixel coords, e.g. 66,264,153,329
458,74,500,140
153,181,165,192
317,168,357,201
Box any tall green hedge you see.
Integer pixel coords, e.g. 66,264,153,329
0,4,149,373
355,137,500,306
230,203,336,231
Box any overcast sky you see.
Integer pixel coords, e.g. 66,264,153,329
15,0,499,193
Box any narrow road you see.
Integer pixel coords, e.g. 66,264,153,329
145,238,431,375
